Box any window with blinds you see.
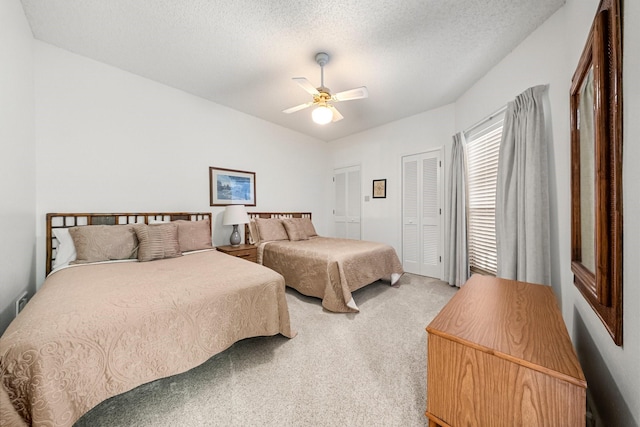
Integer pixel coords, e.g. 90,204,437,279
464,111,505,275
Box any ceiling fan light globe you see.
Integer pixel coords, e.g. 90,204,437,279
312,106,333,125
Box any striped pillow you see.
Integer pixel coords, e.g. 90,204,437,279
134,223,182,262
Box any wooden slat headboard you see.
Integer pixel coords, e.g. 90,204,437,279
46,212,211,275
244,212,312,244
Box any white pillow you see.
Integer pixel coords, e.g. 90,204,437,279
52,228,77,269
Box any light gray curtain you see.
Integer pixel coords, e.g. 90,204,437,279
444,132,469,287
495,85,551,285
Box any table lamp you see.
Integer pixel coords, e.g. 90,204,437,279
222,205,250,247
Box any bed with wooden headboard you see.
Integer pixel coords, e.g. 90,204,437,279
46,212,211,275
245,212,404,313
1,212,294,427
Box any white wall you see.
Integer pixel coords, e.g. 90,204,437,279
0,0,36,333
34,42,330,286
327,104,455,262
455,0,639,424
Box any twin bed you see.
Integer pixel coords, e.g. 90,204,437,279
0,211,403,426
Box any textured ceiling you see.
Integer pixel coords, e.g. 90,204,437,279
20,0,565,142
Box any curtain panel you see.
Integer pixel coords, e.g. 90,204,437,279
495,85,551,285
444,132,469,287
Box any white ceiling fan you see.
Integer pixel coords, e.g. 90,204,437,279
283,52,368,125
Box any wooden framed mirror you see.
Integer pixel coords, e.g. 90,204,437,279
570,0,622,345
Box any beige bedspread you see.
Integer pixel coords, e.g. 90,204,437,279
258,237,404,312
0,250,293,427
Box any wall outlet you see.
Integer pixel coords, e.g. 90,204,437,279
15,292,28,317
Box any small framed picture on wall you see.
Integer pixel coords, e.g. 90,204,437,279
372,179,387,199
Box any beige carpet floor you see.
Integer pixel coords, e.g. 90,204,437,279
75,273,457,427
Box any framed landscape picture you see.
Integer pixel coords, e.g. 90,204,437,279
209,167,256,206
373,179,387,198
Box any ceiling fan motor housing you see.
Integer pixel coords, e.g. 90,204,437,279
314,91,332,105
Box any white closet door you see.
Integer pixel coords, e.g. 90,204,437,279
402,149,442,278
421,156,440,278
402,157,420,274
334,165,361,240
334,170,347,238
347,168,361,239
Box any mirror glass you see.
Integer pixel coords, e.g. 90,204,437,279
578,66,596,273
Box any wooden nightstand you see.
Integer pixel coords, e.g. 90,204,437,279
216,244,257,263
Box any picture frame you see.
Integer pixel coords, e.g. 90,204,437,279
209,167,256,206
569,0,622,345
372,179,387,199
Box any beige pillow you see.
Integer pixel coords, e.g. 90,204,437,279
248,219,260,244
282,218,309,241
133,223,182,262
69,225,138,264
297,217,318,237
255,218,289,242
174,219,213,252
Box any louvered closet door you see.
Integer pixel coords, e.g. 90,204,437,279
421,156,440,277
402,150,442,278
334,165,361,240
403,158,419,274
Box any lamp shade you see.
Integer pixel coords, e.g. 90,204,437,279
223,205,249,226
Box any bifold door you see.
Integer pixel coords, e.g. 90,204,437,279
334,165,361,240
402,150,442,278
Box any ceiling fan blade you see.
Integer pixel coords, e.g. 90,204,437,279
329,105,344,122
292,77,320,95
282,101,314,114
333,86,369,102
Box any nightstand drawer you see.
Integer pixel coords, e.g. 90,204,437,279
216,245,257,263
230,249,256,261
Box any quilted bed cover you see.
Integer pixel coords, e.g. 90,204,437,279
258,237,404,312
0,250,293,427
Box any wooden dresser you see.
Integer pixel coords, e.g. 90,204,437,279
425,275,586,427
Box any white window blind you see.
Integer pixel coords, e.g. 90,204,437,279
464,111,505,275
